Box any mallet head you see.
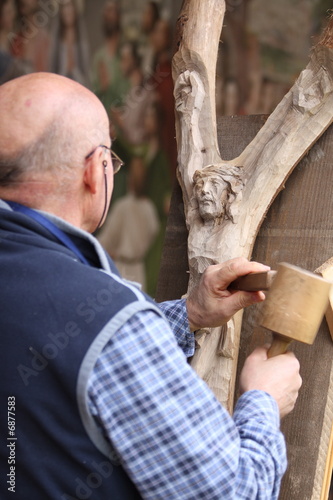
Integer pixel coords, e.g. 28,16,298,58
260,262,332,348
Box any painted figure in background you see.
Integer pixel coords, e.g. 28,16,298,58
91,0,129,112
48,0,90,87
12,0,50,72
110,40,152,147
0,0,28,83
148,17,177,179
142,100,172,296
139,0,160,80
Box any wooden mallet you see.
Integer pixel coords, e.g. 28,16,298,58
259,262,332,358
230,262,332,357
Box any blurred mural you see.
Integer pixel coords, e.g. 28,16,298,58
0,0,331,295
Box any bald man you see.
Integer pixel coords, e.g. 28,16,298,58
0,73,301,500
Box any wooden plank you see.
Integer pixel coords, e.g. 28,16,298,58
316,258,333,342
320,424,333,500
237,121,333,500
316,259,333,500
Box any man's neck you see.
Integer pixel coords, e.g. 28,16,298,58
0,187,85,231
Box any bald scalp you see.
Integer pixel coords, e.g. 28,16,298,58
0,73,109,185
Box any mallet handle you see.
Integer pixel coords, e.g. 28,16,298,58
267,334,292,358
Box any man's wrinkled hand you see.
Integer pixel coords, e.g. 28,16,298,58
186,257,270,331
240,345,302,418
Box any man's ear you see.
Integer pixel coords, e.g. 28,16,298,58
83,152,103,194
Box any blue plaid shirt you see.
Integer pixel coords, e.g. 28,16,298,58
88,299,287,499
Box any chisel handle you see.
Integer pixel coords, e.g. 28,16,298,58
229,270,277,292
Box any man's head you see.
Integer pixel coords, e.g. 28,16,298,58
0,72,114,232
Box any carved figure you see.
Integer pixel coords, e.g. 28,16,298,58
173,1,333,412
193,164,244,224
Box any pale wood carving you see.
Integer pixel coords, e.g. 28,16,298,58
314,257,333,500
173,3,333,410
315,379,333,500
312,256,333,500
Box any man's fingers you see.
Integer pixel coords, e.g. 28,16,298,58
187,258,270,330
218,291,266,322
228,290,265,312
246,344,270,361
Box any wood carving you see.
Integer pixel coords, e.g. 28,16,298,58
173,2,333,410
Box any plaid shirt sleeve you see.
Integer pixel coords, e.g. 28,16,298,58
157,299,195,357
88,307,287,500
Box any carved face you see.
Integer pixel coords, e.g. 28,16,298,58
194,175,229,221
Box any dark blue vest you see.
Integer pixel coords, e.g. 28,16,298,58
0,206,158,499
